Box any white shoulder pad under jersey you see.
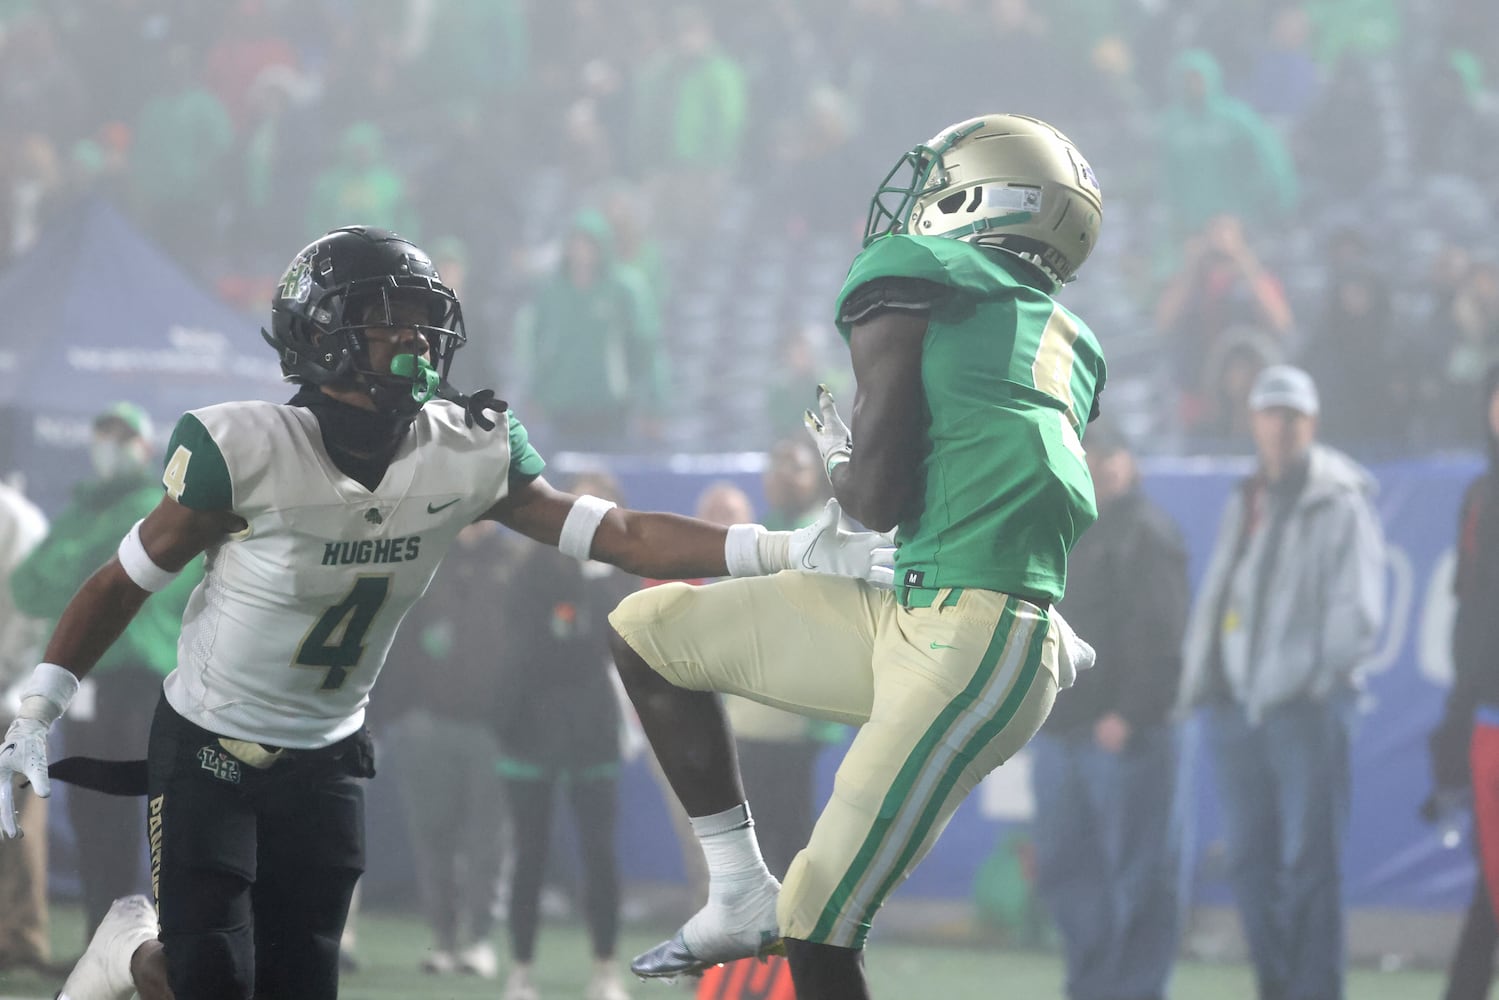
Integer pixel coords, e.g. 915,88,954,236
160,398,545,748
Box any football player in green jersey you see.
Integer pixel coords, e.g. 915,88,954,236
0,227,893,1000
612,114,1106,998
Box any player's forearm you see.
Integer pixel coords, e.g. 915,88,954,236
829,456,910,533
594,510,731,580
39,560,152,679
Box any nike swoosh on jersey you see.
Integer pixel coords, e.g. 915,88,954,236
426,498,461,514
929,641,958,650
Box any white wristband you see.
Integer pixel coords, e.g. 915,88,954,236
724,524,766,577
724,524,793,577
18,662,79,726
117,520,179,593
559,495,617,560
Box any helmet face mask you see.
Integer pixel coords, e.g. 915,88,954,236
264,227,467,417
863,114,1103,288
864,121,983,250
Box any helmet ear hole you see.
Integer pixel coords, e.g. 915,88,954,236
937,191,966,214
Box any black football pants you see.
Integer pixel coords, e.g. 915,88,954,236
145,695,365,1000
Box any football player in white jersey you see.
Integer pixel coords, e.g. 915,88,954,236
0,226,893,1000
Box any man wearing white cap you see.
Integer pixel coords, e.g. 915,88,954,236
1179,364,1386,1000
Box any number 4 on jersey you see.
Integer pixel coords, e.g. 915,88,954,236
295,576,391,689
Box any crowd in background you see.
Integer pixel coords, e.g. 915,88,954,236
3,0,1498,456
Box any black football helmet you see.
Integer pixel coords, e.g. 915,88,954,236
262,226,467,418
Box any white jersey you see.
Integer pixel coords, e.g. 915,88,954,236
158,398,545,748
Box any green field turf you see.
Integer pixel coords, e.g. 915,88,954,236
0,903,1449,999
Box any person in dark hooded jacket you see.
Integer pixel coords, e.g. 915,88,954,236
1429,364,1499,1000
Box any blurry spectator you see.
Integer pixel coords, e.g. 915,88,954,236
766,83,862,235
8,403,203,942
200,0,297,133
1245,5,1322,129
0,13,89,143
1304,0,1401,67
723,440,841,879
0,133,67,266
1447,259,1499,400
1155,215,1293,438
0,478,49,974
239,64,322,266
412,0,529,110
600,182,668,315
1440,8,1499,93
512,208,666,451
1293,55,1386,199
314,7,418,127
1299,261,1405,453
1031,420,1188,1000
630,4,748,231
1073,36,1154,208
1411,243,1480,446
1157,49,1298,239
560,96,620,192
1198,328,1281,452
1179,366,1385,1000
763,323,848,443
837,0,930,155
127,44,235,265
1427,365,1499,1000
493,472,639,1000
1410,50,1499,185
378,519,518,978
972,0,1062,125
305,121,417,241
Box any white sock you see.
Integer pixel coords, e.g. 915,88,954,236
690,803,776,907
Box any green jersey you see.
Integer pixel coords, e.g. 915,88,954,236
834,235,1106,601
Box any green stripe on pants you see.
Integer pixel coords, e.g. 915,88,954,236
810,602,1041,944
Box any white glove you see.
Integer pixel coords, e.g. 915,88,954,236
1049,608,1096,691
0,718,51,839
787,500,895,587
803,384,853,481
0,663,78,839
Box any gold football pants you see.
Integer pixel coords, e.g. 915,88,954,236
609,573,1058,948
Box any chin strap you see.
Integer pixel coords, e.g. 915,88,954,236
440,386,507,431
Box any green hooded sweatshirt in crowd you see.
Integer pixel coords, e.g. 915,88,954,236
1159,49,1299,235
305,122,417,240
519,209,666,419
10,467,201,678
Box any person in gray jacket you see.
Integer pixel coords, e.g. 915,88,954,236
1179,365,1385,1000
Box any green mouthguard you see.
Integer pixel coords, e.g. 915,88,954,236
389,353,441,404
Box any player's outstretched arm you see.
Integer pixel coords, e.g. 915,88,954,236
815,310,928,532
484,476,893,585
41,497,234,676
0,496,233,838
487,474,732,578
